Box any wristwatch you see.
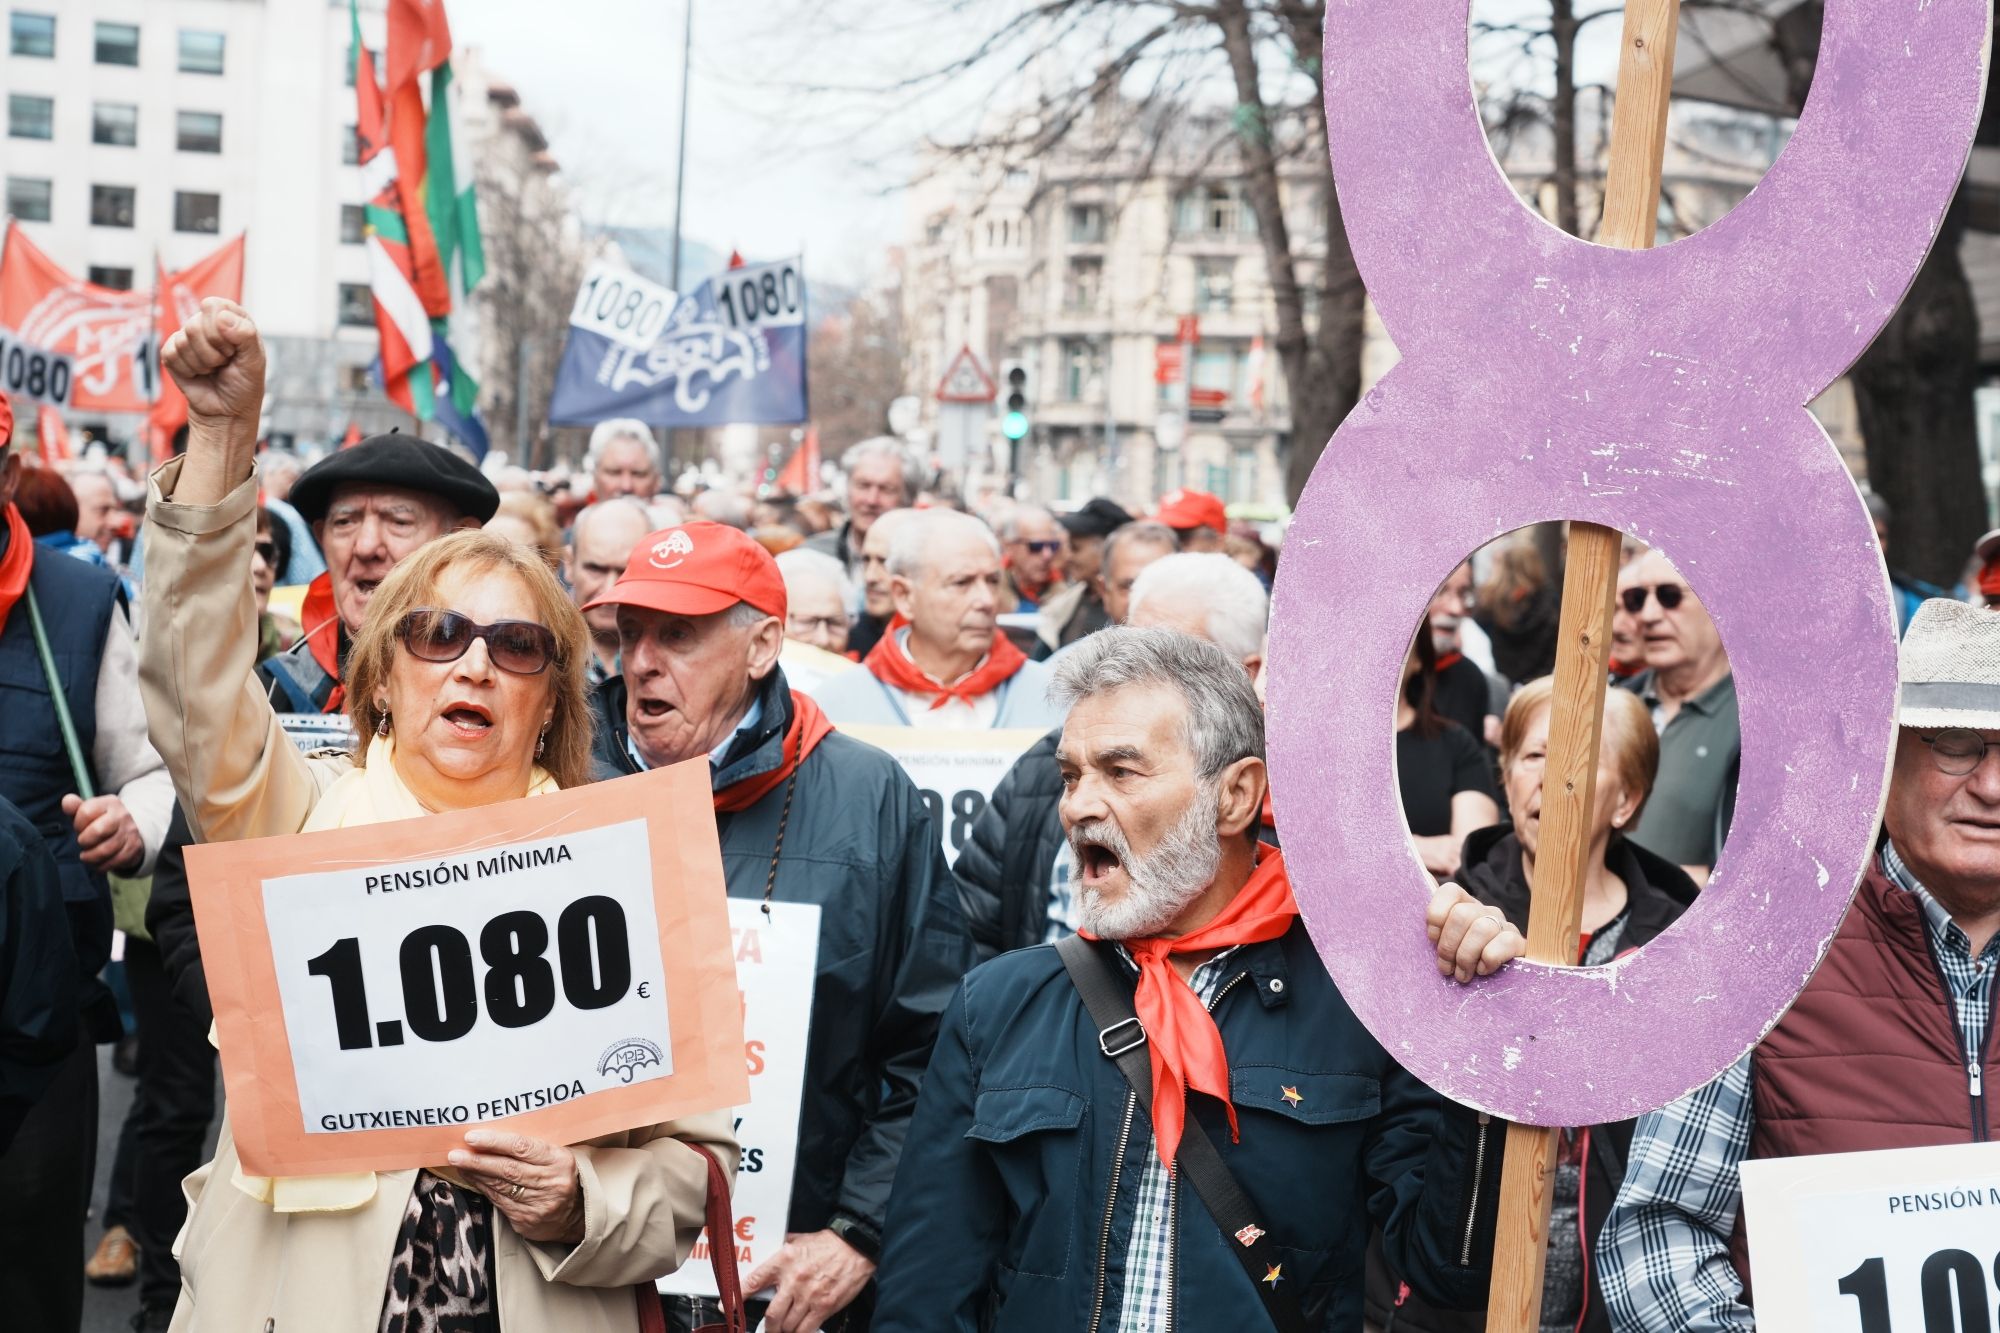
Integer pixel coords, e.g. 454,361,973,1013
827,1213,882,1262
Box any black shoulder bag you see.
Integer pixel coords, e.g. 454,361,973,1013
1056,933,1309,1333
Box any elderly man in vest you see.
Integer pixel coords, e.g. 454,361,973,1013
814,508,1063,730
0,389,176,1332
1601,599,2000,1330
874,627,1526,1331
586,521,971,1332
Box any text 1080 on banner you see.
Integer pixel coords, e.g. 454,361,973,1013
0,326,75,407
1741,1142,2000,1333
567,260,678,352
262,819,675,1138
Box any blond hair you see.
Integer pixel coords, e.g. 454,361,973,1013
1499,677,1660,823
343,530,594,790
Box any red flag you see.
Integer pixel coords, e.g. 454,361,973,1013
775,425,820,494
36,405,70,466
148,237,248,462
341,421,365,449
384,0,452,317
0,220,152,413
727,250,746,270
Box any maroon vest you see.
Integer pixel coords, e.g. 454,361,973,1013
1727,860,1996,1292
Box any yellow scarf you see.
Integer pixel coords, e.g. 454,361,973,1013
232,736,560,1212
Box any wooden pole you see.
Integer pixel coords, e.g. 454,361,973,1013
1482,4,1681,1331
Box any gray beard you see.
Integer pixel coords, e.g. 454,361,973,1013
1072,782,1224,939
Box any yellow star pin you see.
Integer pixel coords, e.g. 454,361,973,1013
1281,1085,1304,1107
1263,1263,1285,1287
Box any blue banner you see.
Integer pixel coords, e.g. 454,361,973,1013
547,256,809,427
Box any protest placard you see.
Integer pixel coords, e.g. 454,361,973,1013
839,725,1045,865
186,762,748,1177
1742,1141,2000,1333
659,897,818,1299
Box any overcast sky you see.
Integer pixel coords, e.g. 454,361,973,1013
450,1,1630,286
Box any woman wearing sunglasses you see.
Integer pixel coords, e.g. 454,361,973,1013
136,299,732,1333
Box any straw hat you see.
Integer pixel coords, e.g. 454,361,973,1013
1899,598,2000,731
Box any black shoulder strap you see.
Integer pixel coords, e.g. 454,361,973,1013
1055,934,1309,1333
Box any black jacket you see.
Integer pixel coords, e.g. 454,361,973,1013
955,727,1065,961
0,792,79,1153
592,666,971,1237
144,805,210,1026
876,921,1507,1332
1364,824,1697,1333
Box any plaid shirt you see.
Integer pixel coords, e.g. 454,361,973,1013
1114,947,1239,1332
1599,843,2000,1332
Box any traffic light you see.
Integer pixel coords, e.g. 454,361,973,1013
1002,363,1031,442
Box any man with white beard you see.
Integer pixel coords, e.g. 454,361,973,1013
873,626,1527,1332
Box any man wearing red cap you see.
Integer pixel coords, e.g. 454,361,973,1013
814,508,1064,731
1975,528,2000,610
1154,487,1229,553
586,521,970,1333
0,388,176,1331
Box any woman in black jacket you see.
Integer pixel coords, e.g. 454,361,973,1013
1366,676,1698,1333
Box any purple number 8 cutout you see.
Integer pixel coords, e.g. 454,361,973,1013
1267,0,1992,1126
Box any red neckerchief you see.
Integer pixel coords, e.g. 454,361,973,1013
1607,657,1644,680
713,689,834,813
864,628,1027,711
298,572,346,712
0,504,34,626
1435,649,1464,672
1083,847,1298,1170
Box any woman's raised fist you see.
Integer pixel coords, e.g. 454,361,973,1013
162,297,265,428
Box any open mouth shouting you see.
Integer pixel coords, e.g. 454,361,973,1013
1071,823,1130,889
441,700,495,738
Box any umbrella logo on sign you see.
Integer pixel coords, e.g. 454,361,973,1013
649,529,695,570
597,1037,666,1084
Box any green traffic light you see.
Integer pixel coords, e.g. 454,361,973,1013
1002,410,1030,441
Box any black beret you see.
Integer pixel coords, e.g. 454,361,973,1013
288,433,499,526
1059,496,1136,540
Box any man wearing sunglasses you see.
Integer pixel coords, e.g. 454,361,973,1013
586,522,970,1333
998,504,1067,614
1604,599,2000,1331
1615,549,1740,887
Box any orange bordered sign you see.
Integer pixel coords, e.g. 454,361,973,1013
187,762,748,1177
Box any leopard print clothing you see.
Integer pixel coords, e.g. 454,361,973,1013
377,1170,500,1333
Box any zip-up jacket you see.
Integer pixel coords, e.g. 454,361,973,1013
1727,857,2000,1292
955,726,1065,961
874,919,1507,1332
1364,825,1697,1333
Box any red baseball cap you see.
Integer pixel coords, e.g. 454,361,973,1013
0,389,12,451
584,521,788,620
1155,488,1227,535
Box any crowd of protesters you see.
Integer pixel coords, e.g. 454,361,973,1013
2,297,2000,1333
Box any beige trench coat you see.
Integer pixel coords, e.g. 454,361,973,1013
139,458,737,1332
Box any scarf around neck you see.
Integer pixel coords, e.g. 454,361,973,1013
1082,846,1298,1170
712,687,835,813
0,504,34,627
864,627,1027,711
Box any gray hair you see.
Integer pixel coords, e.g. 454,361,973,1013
692,489,753,530
1128,554,1269,663
725,600,774,629
775,547,855,607
1050,626,1265,779
886,508,1000,581
1101,521,1180,580
570,496,654,549
841,436,924,501
260,449,304,483
585,419,664,475
997,504,1056,543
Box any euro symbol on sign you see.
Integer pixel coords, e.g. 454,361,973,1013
636,982,650,998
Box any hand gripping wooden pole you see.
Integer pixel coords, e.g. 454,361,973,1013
1483,3,1682,1331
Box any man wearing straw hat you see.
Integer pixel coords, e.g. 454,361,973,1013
0,389,175,1331
1601,599,2000,1330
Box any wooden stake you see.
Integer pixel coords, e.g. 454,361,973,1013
1482,4,1681,1331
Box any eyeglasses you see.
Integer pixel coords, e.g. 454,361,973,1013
1620,583,1687,615
788,615,849,637
1918,728,2000,777
1019,540,1063,555
398,609,558,676
252,540,279,565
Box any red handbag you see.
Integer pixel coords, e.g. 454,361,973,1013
636,1143,746,1333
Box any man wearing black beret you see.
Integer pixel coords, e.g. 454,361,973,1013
259,432,498,713
1032,497,1134,658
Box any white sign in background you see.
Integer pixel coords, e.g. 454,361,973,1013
262,819,674,1135
659,897,818,1299
568,260,679,351
1742,1141,2000,1333
841,727,1045,867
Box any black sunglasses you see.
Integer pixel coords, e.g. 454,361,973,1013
252,540,279,565
1620,583,1687,615
1020,540,1063,555
398,609,558,676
